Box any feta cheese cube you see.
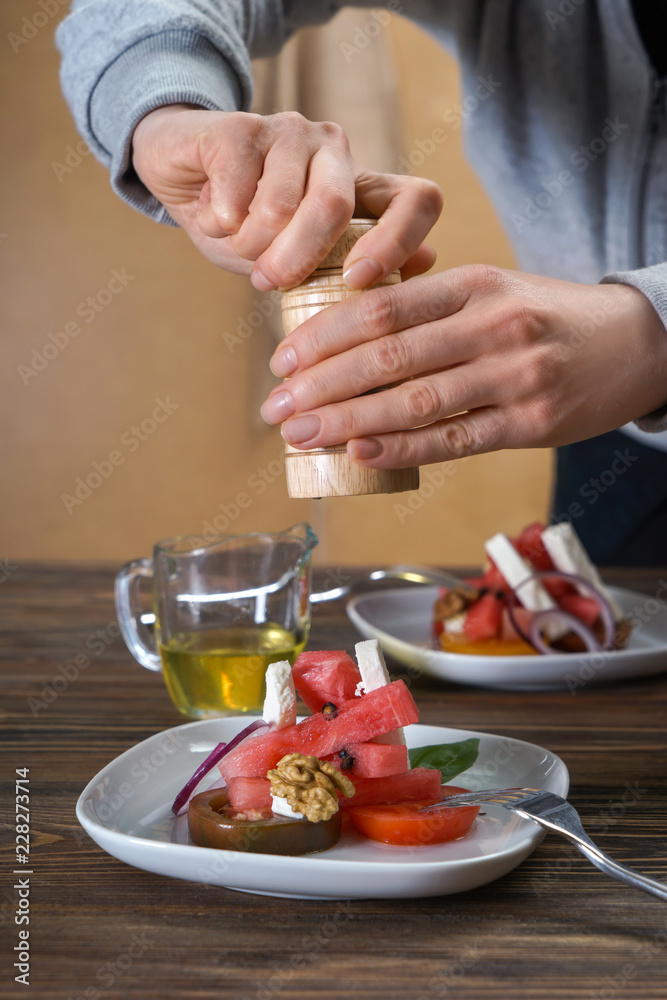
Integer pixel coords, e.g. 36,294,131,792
262,660,296,730
484,532,567,640
541,523,622,619
355,639,406,745
271,794,305,820
444,613,466,635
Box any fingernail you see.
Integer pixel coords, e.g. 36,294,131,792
270,345,298,377
343,257,383,290
350,438,382,460
251,268,275,291
281,414,321,445
260,390,295,424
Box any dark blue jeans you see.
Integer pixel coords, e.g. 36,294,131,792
552,431,667,566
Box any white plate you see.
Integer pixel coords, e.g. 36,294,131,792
76,718,568,900
347,585,667,691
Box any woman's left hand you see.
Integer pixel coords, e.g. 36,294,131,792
260,265,667,466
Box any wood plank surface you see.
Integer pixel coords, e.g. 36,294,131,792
1,564,667,999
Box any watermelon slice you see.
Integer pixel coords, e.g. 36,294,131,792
292,650,362,713
542,576,576,601
226,766,441,813
501,605,533,642
219,680,419,782
512,521,553,571
323,742,409,778
464,591,504,641
227,776,272,812
466,562,507,591
339,768,442,809
558,592,601,628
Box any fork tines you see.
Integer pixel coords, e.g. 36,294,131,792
418,787,542,813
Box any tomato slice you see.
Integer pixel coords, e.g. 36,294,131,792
346,785,479,846
188,788,342,855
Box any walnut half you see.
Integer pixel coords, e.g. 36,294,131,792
267,753,355,822
434,586,479,623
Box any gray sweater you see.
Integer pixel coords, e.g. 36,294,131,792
56,0,667,436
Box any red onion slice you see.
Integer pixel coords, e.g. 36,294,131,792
506,597,534,647
171,719,268,816
507,570,616,655
528,609,600,656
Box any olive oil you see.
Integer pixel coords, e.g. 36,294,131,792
159,623,306,718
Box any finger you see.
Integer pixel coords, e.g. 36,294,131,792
341,170,443,289
197,115,267,238
183,226,254,275
346,409,509,468
278,368,497,449
263,315,481,421
251,131,357,290
269,270,475,377
400,242,437,281
229,133,310,261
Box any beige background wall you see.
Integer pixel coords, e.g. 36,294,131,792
0,4,552,567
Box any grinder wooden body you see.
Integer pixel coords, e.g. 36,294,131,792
280,220,420,498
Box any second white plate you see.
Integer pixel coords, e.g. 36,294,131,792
347,585,667,690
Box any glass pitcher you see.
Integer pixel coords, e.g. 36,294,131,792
115,523,318,718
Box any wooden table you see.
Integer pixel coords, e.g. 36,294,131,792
2,563,667,999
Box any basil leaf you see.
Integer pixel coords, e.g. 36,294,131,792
408,738,480,783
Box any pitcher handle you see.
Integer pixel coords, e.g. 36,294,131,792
115,558,162,672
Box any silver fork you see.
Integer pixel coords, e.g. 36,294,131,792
420,788,667,902
309,563,469,603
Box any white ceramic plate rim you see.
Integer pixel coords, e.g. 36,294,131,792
76,717,569,899
346,585,667,690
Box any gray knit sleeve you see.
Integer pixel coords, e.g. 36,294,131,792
601,263,667,432
55,0,343,221
56,0,459,222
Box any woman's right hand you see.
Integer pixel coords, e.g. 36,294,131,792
131,105,442,289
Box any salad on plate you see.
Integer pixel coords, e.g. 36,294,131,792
433,521,632,657
174,641,481,856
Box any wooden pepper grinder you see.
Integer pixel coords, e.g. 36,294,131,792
280,219,420,498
